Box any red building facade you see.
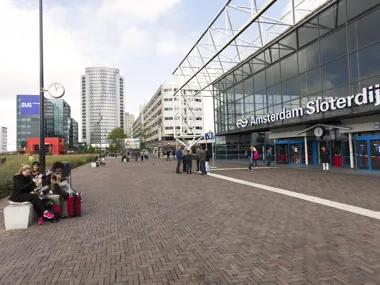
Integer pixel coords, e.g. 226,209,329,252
26,137,65,155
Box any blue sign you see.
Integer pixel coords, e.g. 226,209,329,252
19,95,40,115
205,132,213,140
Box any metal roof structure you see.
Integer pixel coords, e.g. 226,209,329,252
171,0,330,148
172,0,330,97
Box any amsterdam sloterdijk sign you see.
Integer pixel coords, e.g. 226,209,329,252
236,85,380,128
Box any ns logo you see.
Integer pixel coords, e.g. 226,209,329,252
21,102,32,108
236,118,249,128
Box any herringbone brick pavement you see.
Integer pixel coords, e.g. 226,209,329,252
0,157,380,285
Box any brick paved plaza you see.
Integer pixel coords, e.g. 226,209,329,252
1,158,380,285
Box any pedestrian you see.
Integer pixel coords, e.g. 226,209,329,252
199,146,207,175
266,147,272,166
253,147,259,168
182,147,187,173
184,150,193,174
175,146,183,174
205,148,210,173
246,146,254,170
320,147,330,171
196,146,201,172
140,150,144,162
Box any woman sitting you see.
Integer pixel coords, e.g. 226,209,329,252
31,161,43,190
9,164,55,225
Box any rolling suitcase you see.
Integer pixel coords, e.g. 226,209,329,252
67,193,82,217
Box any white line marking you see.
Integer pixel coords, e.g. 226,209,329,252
209,173,380,220
213,167,278,171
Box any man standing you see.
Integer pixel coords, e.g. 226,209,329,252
196,146,201,172
175,146,183,174
266,147,272,166
182,147,187,173
199,146,207,175
320,147,330,171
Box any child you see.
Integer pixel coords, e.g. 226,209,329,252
184,150,193,174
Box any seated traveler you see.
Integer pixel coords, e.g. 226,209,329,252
47,162,83,201
9,164,55,225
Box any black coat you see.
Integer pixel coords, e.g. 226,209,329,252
320,150,330,163
184,154,193,166
9,174,35,201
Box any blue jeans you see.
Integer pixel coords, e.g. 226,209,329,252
176,159,182,173
248,157,253,170
200,160,206,174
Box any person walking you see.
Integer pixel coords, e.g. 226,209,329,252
320,147,330,171
196,146,201,172
175,146,183,174
266,147,273,166
205,149,211,173
253,147,259,168
247,146,254,170
199,146,207,175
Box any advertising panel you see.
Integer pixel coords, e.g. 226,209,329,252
125,138,140,149
19,95,40,115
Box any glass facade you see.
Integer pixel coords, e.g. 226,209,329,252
213,0,380,162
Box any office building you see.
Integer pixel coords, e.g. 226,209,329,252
70,118,79,148
0,126,7,153
124,112,135,138
81,67,125,146
16,95,79,150
206,0,380,171
131,105,145,139
133,84,204,151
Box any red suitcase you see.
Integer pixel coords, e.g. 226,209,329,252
67,193,81,217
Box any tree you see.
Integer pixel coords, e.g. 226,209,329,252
108,128,126,153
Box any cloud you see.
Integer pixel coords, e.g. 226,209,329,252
0,0,184,150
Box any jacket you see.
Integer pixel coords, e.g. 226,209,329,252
196,148,200,159
184,154,193,166
199,149,206,160
253,151,259,160
320,150,330,163
176,149,183,160
9,174,35,201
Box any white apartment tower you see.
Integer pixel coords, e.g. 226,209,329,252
124,112,135,138
81,67,124,146
0,126,7,153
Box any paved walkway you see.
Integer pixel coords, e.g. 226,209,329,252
1,158,380,284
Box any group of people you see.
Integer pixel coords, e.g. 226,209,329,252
129,150,149,162
175,145,211,175
8,161,81,225
246,146,273,170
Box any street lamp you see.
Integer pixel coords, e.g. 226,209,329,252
97,114,103,158
39,0,65,170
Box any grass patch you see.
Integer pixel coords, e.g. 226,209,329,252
0,154,94,197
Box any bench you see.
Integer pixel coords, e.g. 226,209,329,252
4,201,37,230
91,162,99,167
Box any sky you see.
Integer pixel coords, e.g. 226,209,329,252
0,0,325,151
0,0,223,150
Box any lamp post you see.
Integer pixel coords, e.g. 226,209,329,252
97,114,103,158
38,0,65,171
39,0,45,169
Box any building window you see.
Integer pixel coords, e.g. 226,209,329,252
320,27,347,64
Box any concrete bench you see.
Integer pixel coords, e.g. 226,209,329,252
4,201,37,230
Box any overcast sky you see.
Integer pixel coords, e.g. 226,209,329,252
0,0,326,151
0,0,224,150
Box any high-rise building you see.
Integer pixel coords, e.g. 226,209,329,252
81,67,125,146
16,95,79,150
0,126,7,153
124,112,135,138
69,118,79,148
50,99,71,144
16,95,55,150
133,84,204,151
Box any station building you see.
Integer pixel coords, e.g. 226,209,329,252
213,0,380,171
